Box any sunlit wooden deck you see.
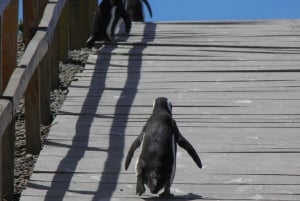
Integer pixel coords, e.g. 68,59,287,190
21,20,300,201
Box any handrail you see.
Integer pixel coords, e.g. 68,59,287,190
0,0,97,200
3,0,67,111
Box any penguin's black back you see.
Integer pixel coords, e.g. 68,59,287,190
138,109,175,193
142,112,173,156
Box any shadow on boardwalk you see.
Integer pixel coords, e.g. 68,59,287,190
42,23,157,201
143,193,203,201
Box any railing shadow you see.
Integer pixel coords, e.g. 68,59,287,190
41,23,156,201
92,22,157,201
43,43,116,200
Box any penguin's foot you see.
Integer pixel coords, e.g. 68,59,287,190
86,36,95,48
159,190,173,198
136,181,145,196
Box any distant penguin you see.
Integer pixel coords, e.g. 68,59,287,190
86,0,131,48
125,0,152,21
125,97,202,197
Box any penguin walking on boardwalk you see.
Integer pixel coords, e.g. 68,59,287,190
125,97,202,197
125,0,153,21
86,0,131,48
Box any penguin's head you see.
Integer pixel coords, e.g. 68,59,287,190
153,97,172,114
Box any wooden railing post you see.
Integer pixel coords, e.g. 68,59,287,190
23,0,48,154
0,15,2,94
23,0,47,46
22,0,37,46
25,67,41,154
0,144,1,198
39,52,52,126
58,0,70,62
2,121,15,201
49,26,60,90
1,1,18,200
69,0,97,49
2,0,18,91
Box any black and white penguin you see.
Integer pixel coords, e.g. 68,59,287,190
125,0,152,21
125,97,202,197
86,0,131,48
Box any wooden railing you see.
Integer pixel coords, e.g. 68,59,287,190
0,0,97,200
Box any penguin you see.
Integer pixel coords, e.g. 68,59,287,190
86,0,131,48
125,97,202,197
125,0,153,21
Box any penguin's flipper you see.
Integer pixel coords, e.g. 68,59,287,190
174,121,202,168
116,7,132,34
177,136,202,168
141,0,152,17
125,132,144,170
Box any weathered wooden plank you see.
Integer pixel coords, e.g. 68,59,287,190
20,197,203,201
64,89,300,103
57,103,300,117
48,116,300,131
90,44,300,56
64,92,300,104
20,196,298,201
28,172,300,186
46,127,300,151
74,71,300,82
31,146,300,173
38,140,300,158
23,182,300,199
20,181,300,200
65,84,300,96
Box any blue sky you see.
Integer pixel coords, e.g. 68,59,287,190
19,0,300,22
142,0,300,21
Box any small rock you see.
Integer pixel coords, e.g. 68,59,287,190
25,154,32,159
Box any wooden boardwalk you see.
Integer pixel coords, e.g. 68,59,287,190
21,20,300,201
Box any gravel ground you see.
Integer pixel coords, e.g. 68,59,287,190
13,36,95,200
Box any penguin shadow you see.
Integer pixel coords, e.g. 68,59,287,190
143,193,203,201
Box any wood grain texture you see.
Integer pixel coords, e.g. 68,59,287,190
21,20,300,201
25,68,41,155
1,0,18,91
3,31,47,108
